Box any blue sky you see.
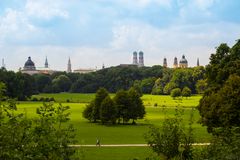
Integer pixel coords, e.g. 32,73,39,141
0,0,240,71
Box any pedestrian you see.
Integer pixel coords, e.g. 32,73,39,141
96,138,100,147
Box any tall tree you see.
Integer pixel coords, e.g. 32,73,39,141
92,88,109,122
128,87,145,124
198,40,240,132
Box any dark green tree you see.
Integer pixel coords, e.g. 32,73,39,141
198,40,240,132
100,96,117,124
52,75,72,92
196,79,207,94
82,101,94,122
128,87,145,124
92,88,109,122
114,90,131,124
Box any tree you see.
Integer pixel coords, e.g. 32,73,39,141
151,78,164,95
34,74,51,93
170,88,181,99
198,75,240,132
196,79,207,94
128,87,145,124
198,40,240,132
52,75,72,92
182,87,191,98
0,98,77,159
144,118,182,159
92,88,109,122
114,90,131,124
163,82,177,95
100,96,117,124
140,77,156,94
82,101,94,122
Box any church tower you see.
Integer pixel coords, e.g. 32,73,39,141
1,58,5,68
45,57,49,68
138,51,144,67
163,57,167,67
197,58,200,67
67,57,72,73
179,55,188,68
173,57,178,68
133,51,138,65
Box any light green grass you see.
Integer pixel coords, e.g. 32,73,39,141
32,93,202,107
31,93,96,103
17,95,211,144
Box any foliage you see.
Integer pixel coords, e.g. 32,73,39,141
144,109,194,160
0,94,77,159
128,87,146,124
199,127,240,160
195,79,207,94
100,96,117,124
0,68,37,100
198,40,240,132
114,89,132,124
170,88,182,99
83,87,146,125
82,101,94,121
182,87,191,98
92,88,109,122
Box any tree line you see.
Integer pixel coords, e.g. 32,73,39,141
0,64,206,101
83,87,145,125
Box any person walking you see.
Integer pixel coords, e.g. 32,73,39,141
96,138,101,147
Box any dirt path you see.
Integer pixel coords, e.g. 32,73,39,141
69,143,210,147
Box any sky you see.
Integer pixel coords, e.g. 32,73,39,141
0,0,240,71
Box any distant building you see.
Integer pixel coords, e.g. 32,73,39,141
21,56,55,75
163,57,167,67
138,51,144,67
67,57,72,73
179,55,188,68
133,51,138,65
1,58,6,68
45,57,49,68
197,58,200,67
173,57,178,68
73,68,96,74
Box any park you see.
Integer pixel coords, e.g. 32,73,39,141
15,93,210,160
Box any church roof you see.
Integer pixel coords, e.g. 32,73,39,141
23,57,36,70
179,55,188,64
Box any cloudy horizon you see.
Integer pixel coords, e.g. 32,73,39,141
0,0,240,71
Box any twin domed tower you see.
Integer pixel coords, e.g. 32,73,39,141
132,51,144,67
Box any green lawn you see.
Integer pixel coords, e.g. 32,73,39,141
16,94,210,159
79,147,155,160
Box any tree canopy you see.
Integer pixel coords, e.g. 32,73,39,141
198,40,240,132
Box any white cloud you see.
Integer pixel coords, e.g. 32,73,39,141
110,21,240,67
25,0,69,19
0,8,41,45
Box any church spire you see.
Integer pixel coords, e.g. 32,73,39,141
1,58,5,68
67,57,72,73
45,56,48,68
197,58,200,67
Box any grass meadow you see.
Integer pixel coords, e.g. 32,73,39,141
17,94,210,160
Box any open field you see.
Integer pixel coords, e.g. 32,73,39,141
17,94,209,159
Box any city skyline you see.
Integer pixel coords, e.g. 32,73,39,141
0,0,240,71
